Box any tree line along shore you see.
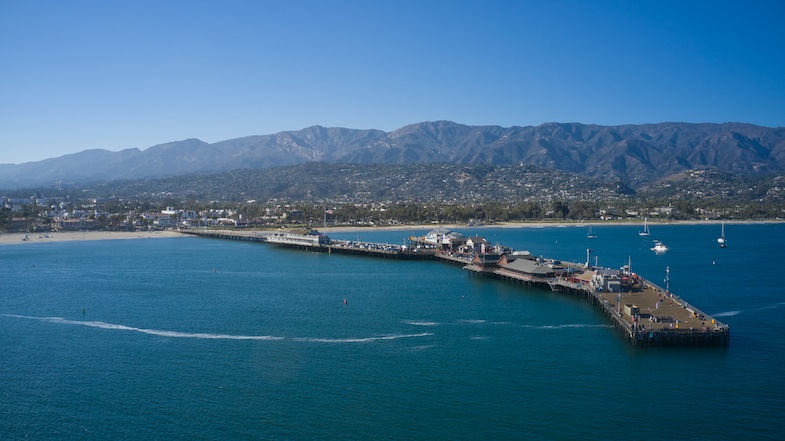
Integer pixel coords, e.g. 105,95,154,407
3,193,784,234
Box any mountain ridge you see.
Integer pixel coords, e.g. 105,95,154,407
1,121,783,190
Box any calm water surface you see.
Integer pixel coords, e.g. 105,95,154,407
2,223,784,440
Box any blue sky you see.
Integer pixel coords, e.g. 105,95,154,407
1,0,783,164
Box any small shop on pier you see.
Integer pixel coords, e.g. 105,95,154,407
501,256,566,278
410,227,467,252
267,229,331,247
472,253,504,268
465,236,489,254
592,267,639,293
623,304,640,317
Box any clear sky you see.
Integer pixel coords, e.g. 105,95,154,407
1,0,784,164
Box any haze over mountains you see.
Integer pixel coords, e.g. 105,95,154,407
2,121,784,190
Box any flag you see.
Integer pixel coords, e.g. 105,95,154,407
325,208,334,214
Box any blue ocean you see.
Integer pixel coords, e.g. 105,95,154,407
2,223,785,440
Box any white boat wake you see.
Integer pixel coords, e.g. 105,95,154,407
401,320,440,326
1,314,432,343
713,302,785,318
455,319,611,330
521,324,613,330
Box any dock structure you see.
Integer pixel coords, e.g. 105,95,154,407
464,258,729,347
180,228,729,347
180,229,269,243
181,229,437,260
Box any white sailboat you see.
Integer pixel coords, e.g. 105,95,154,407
718,222,727,248
638,218,650,236
587,226,597,239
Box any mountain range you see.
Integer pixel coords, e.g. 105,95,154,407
2,121,784,190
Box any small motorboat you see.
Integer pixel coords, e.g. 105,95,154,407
651,240,668,253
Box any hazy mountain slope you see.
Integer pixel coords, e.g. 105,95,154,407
1,121,783,190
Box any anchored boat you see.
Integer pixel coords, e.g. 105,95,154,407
639,218,650,236
651,240,668,253
718,222,727,248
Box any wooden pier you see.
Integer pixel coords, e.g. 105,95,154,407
180,229,269,243
325,240,436,260
464,261,729,347
180,229,729,347
181,229,436,259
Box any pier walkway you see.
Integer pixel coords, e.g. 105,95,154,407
465,261,729,346
180,229,729,347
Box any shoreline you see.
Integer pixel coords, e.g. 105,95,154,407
0,230,184,245
320,218,784,234
1,219,781,245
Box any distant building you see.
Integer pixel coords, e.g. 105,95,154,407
56,218,96,231
466,236,489,254
654,206,674,215
267,230,330,247
411,228,467,251
9,217,32,232
472,253,503,268
500,256,565,279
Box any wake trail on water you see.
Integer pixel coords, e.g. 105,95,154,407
450,319,611,330
401,320,439,326
714,302,785,318
520,324,613,330
2,314,432,344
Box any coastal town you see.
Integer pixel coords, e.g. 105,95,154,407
0,190,774,234
3,160,785,234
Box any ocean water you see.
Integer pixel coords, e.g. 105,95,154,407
2,223,784,440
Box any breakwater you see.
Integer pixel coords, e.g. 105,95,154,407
181,229,729,347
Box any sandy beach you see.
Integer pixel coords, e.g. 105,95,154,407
0,230,184,245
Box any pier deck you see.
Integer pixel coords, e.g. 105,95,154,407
180,229,728,347
465,261,729,346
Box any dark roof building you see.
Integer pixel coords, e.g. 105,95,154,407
502,257,565,278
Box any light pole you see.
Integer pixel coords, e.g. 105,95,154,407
665,266,670,296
